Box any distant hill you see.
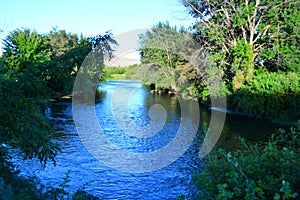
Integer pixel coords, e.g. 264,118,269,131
106,56,141,67
105,50,141,67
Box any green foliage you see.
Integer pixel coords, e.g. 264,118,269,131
104,66,127,75
46,29,91,94
131,63,176,89
46,29,117,94
0,29,60,199
183,0,300,95
183,0,300,70
98,65,128,81
139,21,187,69
70,32,118,104
138,22,187,87
1,29,59,167
3,28,51,71
2,29,51,103
231,39,254,89
0,173,44,200
259,0,300,72
125,64,144,80
48,28,81,56
138,21,209,97
0,28,117,199
231,40,254,72
107,74,126,80
86,32,117,82
194,127,300,199
232,71,300,120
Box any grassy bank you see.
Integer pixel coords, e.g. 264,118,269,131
104,64,140,80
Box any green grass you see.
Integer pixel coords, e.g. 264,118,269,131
106,74,127,80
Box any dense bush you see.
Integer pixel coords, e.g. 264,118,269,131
231,72,300,120
194,125,300,199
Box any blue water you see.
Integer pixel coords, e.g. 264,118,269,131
15,80,281,199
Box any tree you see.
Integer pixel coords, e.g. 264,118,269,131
139,22,188,69
46,29,91,94
46,29,117,95
0,27,117,198
138,22,208,96
48,28,79,56
88,31,118,82
0,29,59,182
3,28,51,102
73,31,118,102
182,0,300,89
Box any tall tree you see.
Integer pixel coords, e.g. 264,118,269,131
0,28,59,177
73,31,118,102
182,0,300,89
3,28,51,101
139,22,187,68
46,29,117,95
46,29,91,93
138,22,208,95
48,28,79,56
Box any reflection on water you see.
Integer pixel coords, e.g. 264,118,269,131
15,80,281,199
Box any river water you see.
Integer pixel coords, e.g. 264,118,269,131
15,80,282,199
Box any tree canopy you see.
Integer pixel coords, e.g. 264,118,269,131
138,22,209,96
1,29,59,174
182,0,300,89
135,1,299,119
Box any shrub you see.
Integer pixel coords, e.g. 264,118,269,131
231,72,300,120
194,126,300,199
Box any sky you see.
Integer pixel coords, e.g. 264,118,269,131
0,0,195,56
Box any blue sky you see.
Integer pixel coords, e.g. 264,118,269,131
0,0,195,55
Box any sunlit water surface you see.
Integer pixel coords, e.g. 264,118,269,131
14,80,282,199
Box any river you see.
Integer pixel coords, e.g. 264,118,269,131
15,80,282,199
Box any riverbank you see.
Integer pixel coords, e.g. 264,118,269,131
51,93,73,102
12,80,297,199
50,79,298,127
194,125,300,199
145,81,298,126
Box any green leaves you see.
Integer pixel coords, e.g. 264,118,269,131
139,22,187,69
0,70,59,167
183,0,300,85
232,72,300,120
0,26,118,199
180,0,299,118
194,128,300,199
0,29,61,178
138,22,211,98
3,29,51,71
